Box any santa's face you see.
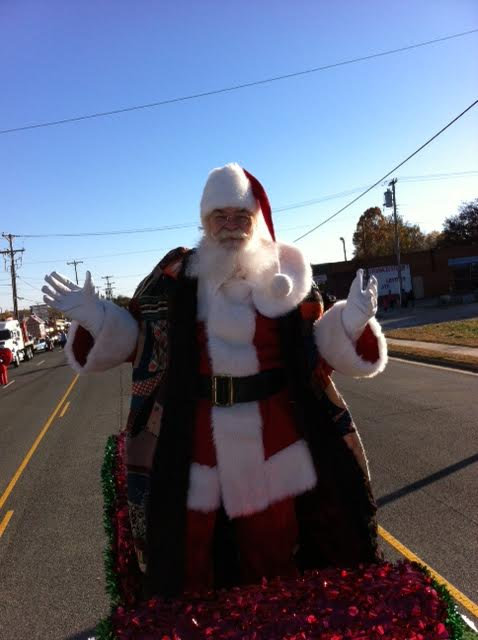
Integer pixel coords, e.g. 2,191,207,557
206,207,256,250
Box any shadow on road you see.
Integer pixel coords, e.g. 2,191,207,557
65,627,98,640
15,363,68,377
377,452,478,508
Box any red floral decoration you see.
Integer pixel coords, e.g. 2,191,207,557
110,561,451,639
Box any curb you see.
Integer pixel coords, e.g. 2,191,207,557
387,349,478,374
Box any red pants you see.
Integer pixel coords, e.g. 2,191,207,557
0,364,8,386
184,497,298,590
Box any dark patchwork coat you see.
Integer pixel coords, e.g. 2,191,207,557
68,246,387,598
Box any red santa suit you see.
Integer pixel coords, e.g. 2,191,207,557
60,163,387,596
0,348,12,385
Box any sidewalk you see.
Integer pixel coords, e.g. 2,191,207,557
387,337,478,359
378,299,478,331
386,337,478,373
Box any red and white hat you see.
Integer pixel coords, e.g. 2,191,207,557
200,163,276,241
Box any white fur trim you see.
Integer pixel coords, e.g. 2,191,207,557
200,163,257,222
251,243,312,318
187,464,221,512
313,300,388,378
65,302,138,374
200,283,316,517
212,402,269,518
265,440,317,504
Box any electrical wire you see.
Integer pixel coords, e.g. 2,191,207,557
10,169,478,242
293,98,478,242
15,222,196,239
1,29,477,135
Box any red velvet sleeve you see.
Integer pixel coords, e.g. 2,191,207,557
355,323,380,364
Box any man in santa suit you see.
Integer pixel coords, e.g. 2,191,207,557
43,163,387,598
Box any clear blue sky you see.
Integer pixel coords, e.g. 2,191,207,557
1,1,477,310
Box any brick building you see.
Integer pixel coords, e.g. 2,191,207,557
312,244,478,300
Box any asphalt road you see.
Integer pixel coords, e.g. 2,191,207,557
0,352,476,638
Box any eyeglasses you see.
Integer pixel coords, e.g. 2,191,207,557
211,210,253,228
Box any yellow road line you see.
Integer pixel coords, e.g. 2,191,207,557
59,401,70,418
0,511,13,537
379,525,478,618
0,375,79,512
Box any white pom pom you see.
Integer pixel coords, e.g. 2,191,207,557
270,273,293,298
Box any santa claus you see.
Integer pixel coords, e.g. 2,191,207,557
43,163,387,598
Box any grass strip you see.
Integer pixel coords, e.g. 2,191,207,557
388,344,478,372
386,318,478,347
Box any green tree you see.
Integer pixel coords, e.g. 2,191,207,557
441,199,478,245
352,207,431,258
423,230,444,249
352,207,388,258
113,295,131,308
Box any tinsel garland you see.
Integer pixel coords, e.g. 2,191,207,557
97,433,142,640
101,435,121,607
96,434,471,640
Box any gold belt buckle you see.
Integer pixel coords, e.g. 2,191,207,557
212,374,234,407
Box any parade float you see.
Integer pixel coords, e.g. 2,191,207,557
95,433,472,640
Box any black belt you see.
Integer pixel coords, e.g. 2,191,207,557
198,369,287,407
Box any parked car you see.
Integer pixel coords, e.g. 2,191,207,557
33,339,48,353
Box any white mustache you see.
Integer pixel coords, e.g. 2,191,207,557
215,229,249,240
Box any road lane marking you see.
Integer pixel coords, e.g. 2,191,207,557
59,401,70,418
1,380,15,389
0,375,79,512
36,360,45,366
390,356,478,376
0,511,13,537
378,525,478,618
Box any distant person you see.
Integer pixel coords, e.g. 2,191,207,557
58,330,67,349
0,347,13,386
388,289,395,310
322,289,337,311
401,289,408,308
408,288,415,308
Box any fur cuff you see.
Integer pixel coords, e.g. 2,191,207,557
65,302,138,374
313,301,388,378
252,243,312,318
187,463,221,513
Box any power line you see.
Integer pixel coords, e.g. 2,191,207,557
23,247,169,265
293,98,478,242
14,222,196,239
1,29,477,136
10,169,478,243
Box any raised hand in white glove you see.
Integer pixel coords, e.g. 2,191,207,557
42,271,105,338
341,269,378,341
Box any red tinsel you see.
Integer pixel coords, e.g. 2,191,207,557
113,432,142,606
110,561,450,639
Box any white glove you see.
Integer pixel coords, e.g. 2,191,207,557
42,271,105,338
341,269,378,341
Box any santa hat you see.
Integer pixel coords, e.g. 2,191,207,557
200,163,276,241
200,163,296,299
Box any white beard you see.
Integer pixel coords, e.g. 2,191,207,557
192,230,279,292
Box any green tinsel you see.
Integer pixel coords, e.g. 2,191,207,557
414,562,475,640
95,435,120,640
95,616,115,640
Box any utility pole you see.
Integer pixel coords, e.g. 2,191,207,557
1,233,25,320
67,259,84,285
386,179,403,308
102,275,115,301
339,237,347,261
